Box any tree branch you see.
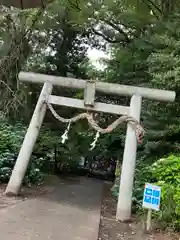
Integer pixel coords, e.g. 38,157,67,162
68,0,81,12
0,80,23,106
146,0,162,14
141,0,160,19
102,19,130,43
24,7,45,38
92,28,120,43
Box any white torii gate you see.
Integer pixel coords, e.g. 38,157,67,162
5,72,176,221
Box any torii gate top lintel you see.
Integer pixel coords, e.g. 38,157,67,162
19,72,176,102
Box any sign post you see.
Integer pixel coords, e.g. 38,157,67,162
142,183,161,231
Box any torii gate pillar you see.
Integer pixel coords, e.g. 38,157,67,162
116,95,142,221
5,81,53,195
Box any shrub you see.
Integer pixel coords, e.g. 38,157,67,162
0,121,45,185
0,122,26,152
111,154,180,229
150,154,180,229
111,159,152,211
111,160,121,200
132,160,153,210
24,156,45,186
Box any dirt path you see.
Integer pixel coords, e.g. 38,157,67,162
0,185,51,210
0,177,103,240
1,178,179,240
0,175,66,211
98,182,180,240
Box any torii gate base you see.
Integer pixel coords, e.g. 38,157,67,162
5,72,176,222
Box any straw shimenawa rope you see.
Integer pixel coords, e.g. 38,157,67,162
46,101,145,143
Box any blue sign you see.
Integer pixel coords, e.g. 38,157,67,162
142,183,161,211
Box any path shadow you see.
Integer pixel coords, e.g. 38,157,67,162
41,176,103,211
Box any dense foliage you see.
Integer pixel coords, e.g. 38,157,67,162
151,155,180,229
0,119,94,185
0,121,44,185
112,154,180,229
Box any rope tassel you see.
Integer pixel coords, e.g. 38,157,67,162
90,131,100,151
61,122,71,144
